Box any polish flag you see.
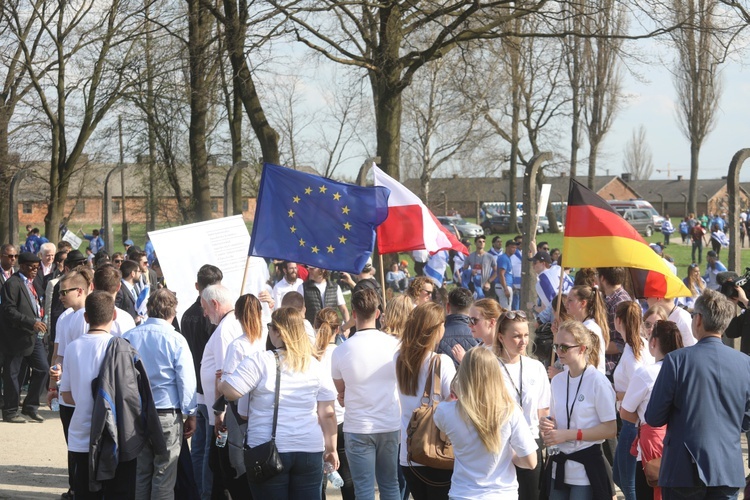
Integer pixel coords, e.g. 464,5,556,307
373,166,469,255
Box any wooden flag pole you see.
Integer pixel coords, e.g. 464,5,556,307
379,254,388,307
240,255,251,295
551,264,566,368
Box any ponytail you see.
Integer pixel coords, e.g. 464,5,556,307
587,329,601,368
571,285,610,347
313,307,340,361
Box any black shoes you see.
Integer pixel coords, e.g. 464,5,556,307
4,413,26,423
21,409,44,423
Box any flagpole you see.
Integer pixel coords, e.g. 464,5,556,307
552,263,565,368
240,255,251,295
378,254,387,307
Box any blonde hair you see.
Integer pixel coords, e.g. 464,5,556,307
558,319,601,368
270,307,312,373
493,313,530,358
686,265,706,295
235,294,263,343
643,306,668,322
382,294,413,339
313,307,340,361
473,298,504,322
615,301,644,361
396,302,445,396
454,347,515,453
569,285,610,347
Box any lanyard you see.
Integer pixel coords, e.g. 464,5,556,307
500,357,523,409
566,365,587,430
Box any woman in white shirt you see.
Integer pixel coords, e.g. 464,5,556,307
621,320,683,500
540,320,617,500
395,302,456,499
612,301,653,500
220,307,338,500
314,308,354,500
680,263,706,311
566,286,609,374
452,298,503,363
434,346,537,500
494,310,550,500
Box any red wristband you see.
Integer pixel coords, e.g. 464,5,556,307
576,429,583,441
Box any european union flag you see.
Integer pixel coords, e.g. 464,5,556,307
249,163,390,274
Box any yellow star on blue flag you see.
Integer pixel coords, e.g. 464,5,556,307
249,163,390,273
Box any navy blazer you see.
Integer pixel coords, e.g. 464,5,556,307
645,336,750,488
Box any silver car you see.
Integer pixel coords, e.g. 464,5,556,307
436,216,484,238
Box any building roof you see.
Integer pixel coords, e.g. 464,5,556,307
625,178,742,203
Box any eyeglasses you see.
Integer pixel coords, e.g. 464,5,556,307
267,323,275,331
421,288,434,296
643,321,656,330
2,254,17,259
24,265,40,271
690,311,701,319
552,344,580,353
113,259,123,264
468,316,481,325
60,287,81,297
540,247,550,251
500,310,527,321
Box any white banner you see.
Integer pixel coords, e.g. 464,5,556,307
148,215,270,323
61,230,82,250
538,184,552,219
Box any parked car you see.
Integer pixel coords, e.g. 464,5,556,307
537,215,564,233
480,215,524,234
608,200,665,231
436,216,484,238
618,208,655,237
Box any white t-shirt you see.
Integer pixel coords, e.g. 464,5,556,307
330,328,400,434
56,309,89,359
582,318,607,374
434,402,537,499
272,278,304,306
499,356,551,438
200,314,244,425
60,332,114,452
321,344,345,425
549,365,616,485
224,350,336,452
669,306,696,347
222,335,264,376
613,344,654,393
112,306,136,336
396,353,456,466
313,281,345,306
621,361,663,460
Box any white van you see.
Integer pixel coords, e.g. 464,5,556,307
607,200,665,231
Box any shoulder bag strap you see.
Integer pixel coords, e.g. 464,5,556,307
431,355,442,407
420,354,437,406
271,350,281,439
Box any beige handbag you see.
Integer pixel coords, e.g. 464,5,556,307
406,355,454,471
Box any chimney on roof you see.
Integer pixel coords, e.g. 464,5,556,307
677,175,683,181
501,170,510,180
452,173,459,179
560,171,566,177
621,173,631,182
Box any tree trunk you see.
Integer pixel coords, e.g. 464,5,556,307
45,162,72,241
145,2,157,231
373,84,403,180
570,93,579,178
187,0,212,221
689,142,699,215
0,113,11,244
588,141,598,191
230,86,243,215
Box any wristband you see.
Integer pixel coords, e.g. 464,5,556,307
48,387,58,392
576,429,583,441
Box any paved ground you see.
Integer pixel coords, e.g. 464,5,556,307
0,407,746,499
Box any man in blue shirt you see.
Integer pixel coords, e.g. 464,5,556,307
704,250,728,291
496,240,516,309
123,289,196,499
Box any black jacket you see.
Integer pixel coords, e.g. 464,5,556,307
437,314,479,367
89,337,166,491
115,283,138,321
726,309,750,355
0,273,44,356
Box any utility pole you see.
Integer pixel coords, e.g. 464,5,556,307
119,115,128,243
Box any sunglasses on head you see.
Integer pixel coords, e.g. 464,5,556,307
500,310,527,321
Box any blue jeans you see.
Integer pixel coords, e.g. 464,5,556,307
613,419,637,500
549,485,593,500
191,403,209,495
512,290,521,311
662,486,739,500
345,431,400,500
248,451,323,500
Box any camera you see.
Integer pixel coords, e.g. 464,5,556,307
719,268,750,302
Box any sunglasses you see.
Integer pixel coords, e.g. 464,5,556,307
500,310,527,321
113,259,124,263
468,316,481,325
552,343,580,353
60,287,81,297
267,323,275,331
2,254,17,259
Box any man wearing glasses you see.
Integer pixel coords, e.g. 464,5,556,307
0,244,18,287
0,252,50,423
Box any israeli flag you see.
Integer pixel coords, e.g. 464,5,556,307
136,284,150,318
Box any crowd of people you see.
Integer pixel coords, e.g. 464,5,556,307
1,225,750,500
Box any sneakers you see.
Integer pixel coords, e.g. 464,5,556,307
4,413,26,423
21,410,44,423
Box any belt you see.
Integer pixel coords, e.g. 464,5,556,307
156,408,182,415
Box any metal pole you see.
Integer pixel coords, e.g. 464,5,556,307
9,168,30,247
727,149,750,274
103,164,126,253
224,161,248,217
119,115,128,243
521,152,552,317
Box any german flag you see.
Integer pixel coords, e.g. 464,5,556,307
562,179,691,298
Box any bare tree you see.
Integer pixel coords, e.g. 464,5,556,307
623,125,654,180
581,0,626,189
672,0,724,214
266,74,314,170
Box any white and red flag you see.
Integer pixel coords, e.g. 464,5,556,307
372,166,468,255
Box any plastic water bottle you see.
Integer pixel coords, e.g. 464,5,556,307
546,416,559,455
50,367,60,412
323,462,344,488
216,430,228,448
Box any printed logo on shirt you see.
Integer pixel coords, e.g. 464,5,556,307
578,394,585,402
